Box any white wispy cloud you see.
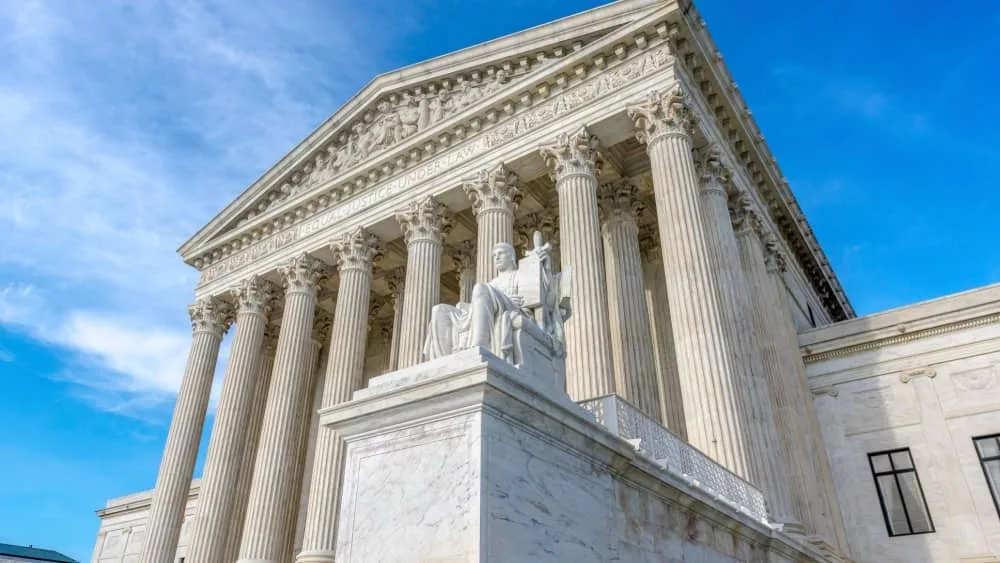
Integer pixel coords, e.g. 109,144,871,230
0,0,388,419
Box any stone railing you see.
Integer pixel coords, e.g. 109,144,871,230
577,394,771,525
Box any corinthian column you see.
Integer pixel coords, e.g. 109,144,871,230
298,228,380,563
140,298,230,563
281,311,331,562
765,240,849,546
730,193,817,532
464,162,520,282
638,225,686,437
237,254,325,563
395,197,451,368
188,277,275,563
539,127,615,401
224,323,279,563
598,179,660,419
385,269,404,371
692,145,798,530
449,240,476,302
627,88,752,477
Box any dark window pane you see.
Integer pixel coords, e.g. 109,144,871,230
976,437,1000,458
984,460,1000,497
877,474,910,535
871,454,892,473
891,450,913,470
869,448,934,536
898,472,933,533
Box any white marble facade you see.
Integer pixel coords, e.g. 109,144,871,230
88,1,999,563
803,283,1000,563
327,347,826,563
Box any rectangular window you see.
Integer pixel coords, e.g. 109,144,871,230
974,434,1000,518
868,448,934,536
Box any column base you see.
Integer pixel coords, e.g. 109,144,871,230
295,550,336,563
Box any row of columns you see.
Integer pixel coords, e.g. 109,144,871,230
141,84,837,563
628,86,839,538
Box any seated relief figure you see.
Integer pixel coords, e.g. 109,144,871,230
423,232,572,383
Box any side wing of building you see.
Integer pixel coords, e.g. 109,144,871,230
803,283,1000,562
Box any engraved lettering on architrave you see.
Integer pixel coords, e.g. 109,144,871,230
200,45,671,286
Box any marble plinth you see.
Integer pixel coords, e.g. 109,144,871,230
322,347,829,563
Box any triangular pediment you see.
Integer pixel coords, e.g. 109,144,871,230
179,0,667,261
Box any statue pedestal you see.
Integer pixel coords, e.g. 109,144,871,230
324,348,829,563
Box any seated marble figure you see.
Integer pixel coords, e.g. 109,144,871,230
423,233,571,377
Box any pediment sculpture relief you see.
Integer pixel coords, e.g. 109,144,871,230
236,69,521,229
424,232,572,388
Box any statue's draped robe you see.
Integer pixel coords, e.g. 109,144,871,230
423,271,523,361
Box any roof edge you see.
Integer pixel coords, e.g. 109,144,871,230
178,0,662,258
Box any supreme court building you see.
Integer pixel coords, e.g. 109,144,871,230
89,1,1000,562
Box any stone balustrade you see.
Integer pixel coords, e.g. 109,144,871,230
577,394,770,526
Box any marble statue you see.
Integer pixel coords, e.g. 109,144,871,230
423,233,571,374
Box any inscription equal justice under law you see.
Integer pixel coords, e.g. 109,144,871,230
200,45,671,287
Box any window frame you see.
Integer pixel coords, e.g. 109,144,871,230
973,433,1000,518
867,447,935,537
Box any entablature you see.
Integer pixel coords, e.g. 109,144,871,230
188,5,681,295
178,0,668,263
181,0,855,327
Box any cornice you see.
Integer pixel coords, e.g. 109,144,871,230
667,6,854,322
96,481,201,518
190,7,678,286
800,283,1000,364
178,0,667,259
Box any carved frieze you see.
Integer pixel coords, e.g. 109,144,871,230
198,43,674,287
228,45,600,234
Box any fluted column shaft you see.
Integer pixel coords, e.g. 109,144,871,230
767,247,850,548
386,270,404,372
294,343,330,554
140,298,229,563
225,333,277,563
298,229,379,563
465,162,520,282
539,127,615,401
628,89,751,477
599,180,660,419
450,242,476,303
378,322,393,374
238,254,324,563
395,197,450,368
188,278,275,563
281,328,326,563
638,230,686,438
696,151,798,529
729,198,816,533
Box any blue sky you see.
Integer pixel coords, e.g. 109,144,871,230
0,0,997,559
